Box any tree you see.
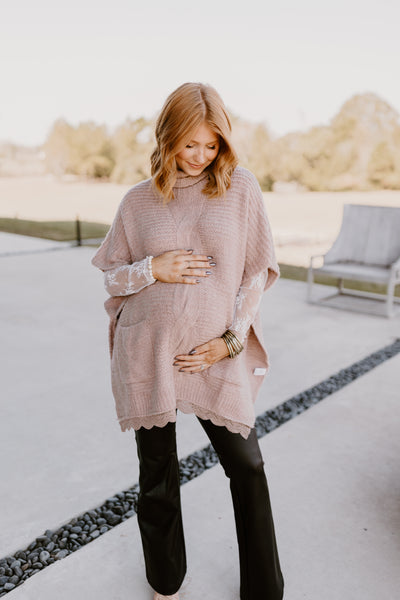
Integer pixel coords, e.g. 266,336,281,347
44,119,114,178
110,117,154,184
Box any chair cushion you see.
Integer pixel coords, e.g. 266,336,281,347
314,262,391,283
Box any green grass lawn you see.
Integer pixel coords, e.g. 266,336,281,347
279,263,400,297
0,217,109,242
1,217,398,297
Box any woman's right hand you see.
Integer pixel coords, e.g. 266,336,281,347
151,249,216,284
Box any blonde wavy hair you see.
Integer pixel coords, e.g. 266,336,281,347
151,82,238,203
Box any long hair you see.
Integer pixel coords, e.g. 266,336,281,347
151,82,238,203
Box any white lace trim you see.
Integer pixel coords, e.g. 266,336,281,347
119,404,251,439
229,270,268,343
248,270,268,290
230,315,253,342
234,287,247,311
104,256,156,296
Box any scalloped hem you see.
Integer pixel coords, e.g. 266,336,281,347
178,400,251,439
119,410,177,432
118,404,251,439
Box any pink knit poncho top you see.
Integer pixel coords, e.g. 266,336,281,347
92,166,279,438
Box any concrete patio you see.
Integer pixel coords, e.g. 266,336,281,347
1,233,399,599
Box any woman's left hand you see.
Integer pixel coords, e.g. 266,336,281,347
174,338,230,373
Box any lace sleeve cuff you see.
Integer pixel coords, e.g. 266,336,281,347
104,255,156,296
228,270,268,343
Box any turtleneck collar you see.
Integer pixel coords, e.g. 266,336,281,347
173,169,209,188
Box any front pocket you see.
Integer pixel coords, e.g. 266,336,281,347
114,319,154,384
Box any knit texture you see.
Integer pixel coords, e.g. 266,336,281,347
92,166,279,438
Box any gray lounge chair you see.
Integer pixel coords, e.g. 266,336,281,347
307,204,400,317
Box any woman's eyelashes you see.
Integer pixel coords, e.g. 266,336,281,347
186,144,217,150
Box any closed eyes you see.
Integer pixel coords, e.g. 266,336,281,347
186,144,217,150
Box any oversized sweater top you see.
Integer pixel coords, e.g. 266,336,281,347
92,166,280,438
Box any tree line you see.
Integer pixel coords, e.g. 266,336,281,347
43,92,400,191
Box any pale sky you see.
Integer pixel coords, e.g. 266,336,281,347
2,0,400,146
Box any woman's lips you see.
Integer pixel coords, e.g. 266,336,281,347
187,162,204,169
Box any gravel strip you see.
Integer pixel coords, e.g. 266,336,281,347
254,337,400,437
1,337,398,596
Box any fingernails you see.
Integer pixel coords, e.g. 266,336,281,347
187,249,193,252
205,270,212,275
196,279,201,283
207,256,213,259
209,262,216,266
189,349,196,354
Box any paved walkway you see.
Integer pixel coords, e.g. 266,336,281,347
1,234,399,599
0,231,73,255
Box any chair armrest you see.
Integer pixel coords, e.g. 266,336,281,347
390,256,400,278
309,254,326,268
391,256,400,269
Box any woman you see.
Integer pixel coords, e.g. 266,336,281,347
92,82,284,600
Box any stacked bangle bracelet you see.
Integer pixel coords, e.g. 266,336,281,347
221,329,244,358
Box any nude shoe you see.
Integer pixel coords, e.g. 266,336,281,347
153,593,179,600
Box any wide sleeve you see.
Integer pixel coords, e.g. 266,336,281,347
91,204,156,297
228,272,268,344
228,172,280,342
102,258,156,296
91,203,131,271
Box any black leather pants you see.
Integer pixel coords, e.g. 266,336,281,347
135,418,284,599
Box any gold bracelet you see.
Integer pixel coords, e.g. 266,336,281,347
223,335,235,358
224,330,243,352
221,330,244,358
223,330,243,354
225,335,242,358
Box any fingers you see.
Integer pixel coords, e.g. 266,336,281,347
175,361,210,373
154,249,215,285
173,356,209,372
175,249,214,264
174,339,228,371
183,268,211,277
179,253,216,284
181,258,214,269
174,359,206,368
185,261,213,269
181,265,214,285
180,271,213,284
174,347,209,362
174,344,211,372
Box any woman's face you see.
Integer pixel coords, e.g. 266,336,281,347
176,122,220,175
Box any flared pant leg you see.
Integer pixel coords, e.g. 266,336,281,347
135,421,186,596
135,418,284,599
197,418,284,600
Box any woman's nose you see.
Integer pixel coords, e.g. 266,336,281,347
194,147,205,163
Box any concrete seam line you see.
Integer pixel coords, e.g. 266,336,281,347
0,245,76,258
0,338,399,596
